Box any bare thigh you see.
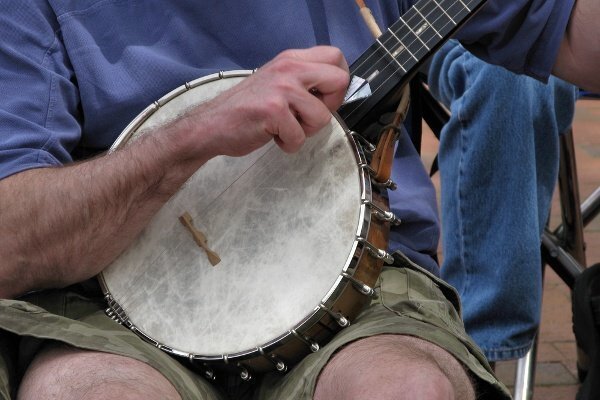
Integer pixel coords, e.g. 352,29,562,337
313,334,475,400
17,344,181,400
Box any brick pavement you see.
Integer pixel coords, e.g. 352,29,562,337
420,97,600,399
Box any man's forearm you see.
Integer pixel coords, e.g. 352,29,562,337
553,0,600,92
0,126,206,299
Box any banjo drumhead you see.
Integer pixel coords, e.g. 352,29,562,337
100,72,365,357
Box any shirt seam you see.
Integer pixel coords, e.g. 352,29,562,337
35,135,63,167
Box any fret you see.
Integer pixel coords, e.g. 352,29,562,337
422,3,456,37
375,38,408,73
431,0,456,25
401,15,430,51
434,8,460,38
439,0,471,23
388,15,429,61
414,7,442,39
457,0,471,12
406,4,445,50
431,0,456,37
427,0,457,39
386,28,418,62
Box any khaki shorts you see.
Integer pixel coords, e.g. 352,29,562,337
0,254,510,400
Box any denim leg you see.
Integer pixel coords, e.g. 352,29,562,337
428,40,578,361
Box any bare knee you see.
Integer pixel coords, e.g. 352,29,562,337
314,334,476,400
17,344,181,400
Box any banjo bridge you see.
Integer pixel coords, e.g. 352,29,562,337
179,211,221,266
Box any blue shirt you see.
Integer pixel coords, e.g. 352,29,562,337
0,0,574,274
455,0,575,81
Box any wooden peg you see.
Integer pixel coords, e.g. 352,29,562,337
355,0,383,38
179,212,221,266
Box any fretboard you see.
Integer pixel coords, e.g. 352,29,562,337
339,0,487,129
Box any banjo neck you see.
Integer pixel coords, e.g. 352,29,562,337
339,0,487,130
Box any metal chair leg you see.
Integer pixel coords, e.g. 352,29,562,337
513,335,538,400
514,129,583,400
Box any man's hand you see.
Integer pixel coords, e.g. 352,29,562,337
175,46,350,159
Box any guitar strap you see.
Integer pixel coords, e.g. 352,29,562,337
369,85,410,184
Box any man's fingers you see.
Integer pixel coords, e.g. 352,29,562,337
280,46,349,73
288,89,333,136
270,110,307,153
266,47,350,111
216,46,348,156
304,64,350,112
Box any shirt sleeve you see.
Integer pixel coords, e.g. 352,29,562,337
453,0,575,81
0,2,82,180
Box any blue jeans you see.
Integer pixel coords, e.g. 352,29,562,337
427,40,578,361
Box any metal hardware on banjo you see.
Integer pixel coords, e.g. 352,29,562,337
99,0,487,381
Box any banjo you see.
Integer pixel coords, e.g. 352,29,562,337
99,0,486,381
